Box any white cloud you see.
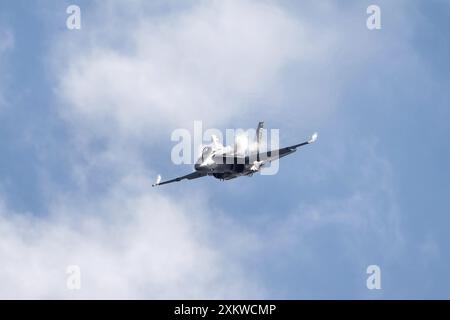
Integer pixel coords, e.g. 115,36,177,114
55,0,308,141
12,2,307,299
0,175,263,299
54,0,418,145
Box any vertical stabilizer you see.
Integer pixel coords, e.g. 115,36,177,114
256,121,264,161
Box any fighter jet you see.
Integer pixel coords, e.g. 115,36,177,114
152,122,318,186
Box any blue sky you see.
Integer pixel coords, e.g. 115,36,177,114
0,0,449,298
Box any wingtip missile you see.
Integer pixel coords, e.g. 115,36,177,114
152,174,162,187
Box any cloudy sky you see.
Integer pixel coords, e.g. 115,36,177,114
0,0,449,299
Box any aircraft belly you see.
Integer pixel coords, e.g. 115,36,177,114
212,163,253,174
212,163,234,173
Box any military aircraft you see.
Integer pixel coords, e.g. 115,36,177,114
152,122,318,186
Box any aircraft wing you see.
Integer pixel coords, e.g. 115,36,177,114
249,132,318,163
152,171,206,187
216,132,318,165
